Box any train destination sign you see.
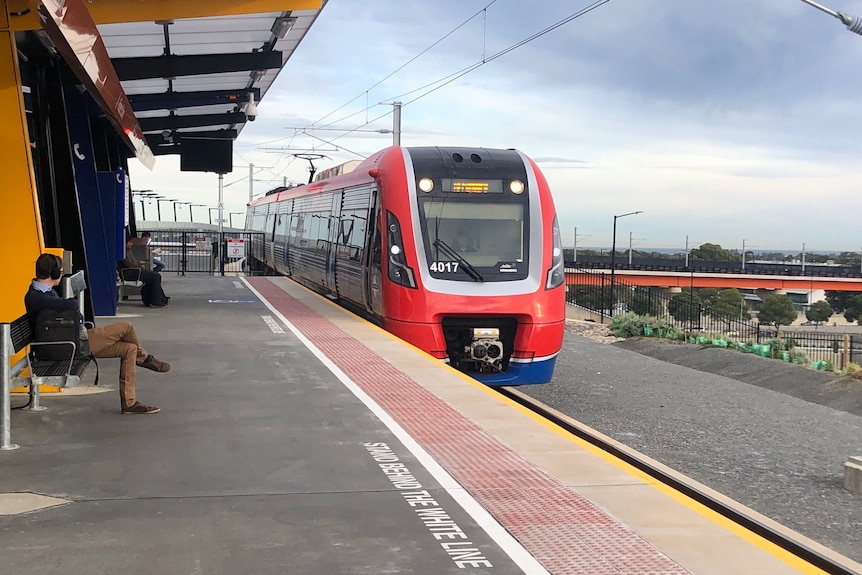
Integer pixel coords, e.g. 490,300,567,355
445,179,503,194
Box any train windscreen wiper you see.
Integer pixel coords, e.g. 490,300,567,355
433,239,484,282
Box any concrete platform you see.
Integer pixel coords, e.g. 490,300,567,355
1,274,857,575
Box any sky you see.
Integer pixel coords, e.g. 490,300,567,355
128,0,862,254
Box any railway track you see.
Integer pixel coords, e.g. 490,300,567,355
496,386,861,575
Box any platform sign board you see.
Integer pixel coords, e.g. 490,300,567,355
195,237,209,250
227,238,245,259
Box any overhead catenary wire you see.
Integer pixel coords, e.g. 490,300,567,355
307,0,500,131
317,0,614,146
256,0,613,179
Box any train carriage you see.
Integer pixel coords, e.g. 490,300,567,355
247,146,565,385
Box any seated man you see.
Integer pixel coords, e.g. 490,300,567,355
141,231,165,273
25,253,171,415
122,239,170,308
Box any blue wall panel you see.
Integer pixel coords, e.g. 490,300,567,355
65,90,118,316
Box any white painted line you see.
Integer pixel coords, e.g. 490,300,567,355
242,278,549,575
261,315,285,334
233,281,244,289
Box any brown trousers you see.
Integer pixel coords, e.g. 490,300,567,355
87,322,149,409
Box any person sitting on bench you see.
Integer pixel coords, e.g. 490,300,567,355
141,232,165,273
24,253,170,415
122,239,171,308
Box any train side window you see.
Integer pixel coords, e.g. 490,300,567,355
289,214,304,246
265,214,276,241
274,214,288,240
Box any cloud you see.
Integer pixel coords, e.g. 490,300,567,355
129,0,862,252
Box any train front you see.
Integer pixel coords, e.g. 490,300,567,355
381,147,566,385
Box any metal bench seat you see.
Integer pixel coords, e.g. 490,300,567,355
118,267,144,301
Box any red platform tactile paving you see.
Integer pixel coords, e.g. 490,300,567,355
249,278,690,575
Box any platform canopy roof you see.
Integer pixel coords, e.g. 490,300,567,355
100,2,327,157
16,0,327,160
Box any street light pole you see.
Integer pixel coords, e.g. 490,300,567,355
685,235,689,267
208,208,219,226
742,239,747,270
156,198,174,222
573,227,578,263
133,190,157,221
610,210,642,316
189,204,205,224
802,242,806,274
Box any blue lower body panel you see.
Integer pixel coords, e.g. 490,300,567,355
473,356,557,386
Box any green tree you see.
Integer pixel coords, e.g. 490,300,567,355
707,289,750,328
836,251,861,268
825,291,854,313
843,294,862,323
630,291,661,316
568,284,605,310
805,300,833,325
668,288,701,324
698,288,720,311
689,243,741,263
757,294,797,330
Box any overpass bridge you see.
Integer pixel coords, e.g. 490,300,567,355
566,259,862,292
566,269,862,292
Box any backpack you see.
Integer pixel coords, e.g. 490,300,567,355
33,308,91,360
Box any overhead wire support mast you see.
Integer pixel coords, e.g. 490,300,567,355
799,0,862,34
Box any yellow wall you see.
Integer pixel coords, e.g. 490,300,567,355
0,0,46,322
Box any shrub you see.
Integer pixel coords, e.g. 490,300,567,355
844,362,861,376
609,313,683,339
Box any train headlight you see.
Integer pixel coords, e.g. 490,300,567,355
418,178,434,192
509,180,525,194
545,215,564,289
386,210,417,289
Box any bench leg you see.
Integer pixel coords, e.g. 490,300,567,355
26,378,46,412
1,324,20,450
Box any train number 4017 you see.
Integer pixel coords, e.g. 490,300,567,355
430,261,460,273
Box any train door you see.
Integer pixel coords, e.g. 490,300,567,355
322,193,341,295
363,190,383,317
264,211,277,269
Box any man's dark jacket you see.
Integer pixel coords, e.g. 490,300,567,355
23,284,78,327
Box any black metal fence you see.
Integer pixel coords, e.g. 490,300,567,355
137,230,266,275
768,331,862,369
566,266,862,369
565,267,759,338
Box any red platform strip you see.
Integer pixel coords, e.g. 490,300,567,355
250,278,689,575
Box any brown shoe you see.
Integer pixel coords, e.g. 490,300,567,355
122,402,160,415
138,355,171,372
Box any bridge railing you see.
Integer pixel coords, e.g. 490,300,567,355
566,256,862,278
565,266,759,339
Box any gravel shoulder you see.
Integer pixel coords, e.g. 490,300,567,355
616,336,862,417
523,320,862,563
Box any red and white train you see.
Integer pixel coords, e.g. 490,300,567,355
246,146,565,385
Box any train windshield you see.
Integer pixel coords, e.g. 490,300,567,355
421,200,528,281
